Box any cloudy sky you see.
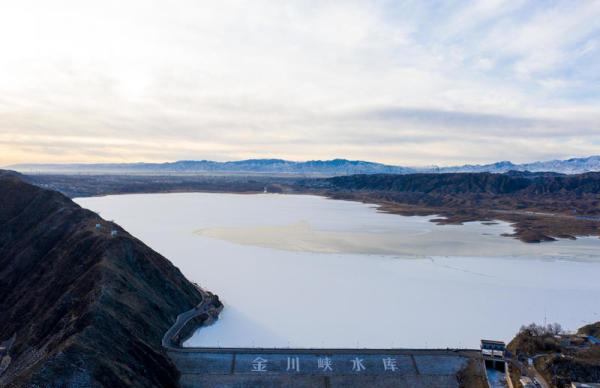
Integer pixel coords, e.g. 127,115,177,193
1,0,599,167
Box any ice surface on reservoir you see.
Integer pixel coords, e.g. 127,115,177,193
76,193,600,349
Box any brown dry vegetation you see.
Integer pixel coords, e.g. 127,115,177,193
508,323,600,387
316,171,600,243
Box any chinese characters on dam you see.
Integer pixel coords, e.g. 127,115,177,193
167,350,475,382
248,355,414,374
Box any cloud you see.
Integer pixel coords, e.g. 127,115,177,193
0,0,599,167
354,106,600,137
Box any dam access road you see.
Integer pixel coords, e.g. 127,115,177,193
163,290,486,388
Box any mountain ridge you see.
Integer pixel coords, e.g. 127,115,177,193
0,170,209,387
9,155,600,175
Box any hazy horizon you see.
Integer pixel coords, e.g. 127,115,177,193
1,1,599,166
4,153,600,170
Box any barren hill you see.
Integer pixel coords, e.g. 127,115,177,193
0,170,204,387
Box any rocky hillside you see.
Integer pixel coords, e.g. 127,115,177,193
323,171,600,196
0,171,205,387
508,323,600,387
305,172,600,243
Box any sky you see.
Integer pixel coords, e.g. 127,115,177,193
1,0,600,167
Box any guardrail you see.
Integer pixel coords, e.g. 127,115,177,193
162,287,224,351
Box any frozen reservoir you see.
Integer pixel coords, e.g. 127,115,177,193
76,193,600,349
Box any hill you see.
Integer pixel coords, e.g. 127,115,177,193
0,171,209,387
312,172,600,243
323,171,600,196
507,323,600,387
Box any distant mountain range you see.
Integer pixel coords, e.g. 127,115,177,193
8,155,600,175
432,156,600,174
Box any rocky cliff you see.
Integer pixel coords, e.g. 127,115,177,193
0,170,204,387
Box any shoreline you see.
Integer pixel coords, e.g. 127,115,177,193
24,172,600,244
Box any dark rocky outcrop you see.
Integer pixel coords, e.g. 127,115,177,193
0,170,204,387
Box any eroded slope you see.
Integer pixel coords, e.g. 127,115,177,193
0,171,204,387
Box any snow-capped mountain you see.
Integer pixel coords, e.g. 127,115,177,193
435,156,600,174
8,155,600,175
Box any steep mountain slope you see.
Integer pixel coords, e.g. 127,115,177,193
0,171,205,387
